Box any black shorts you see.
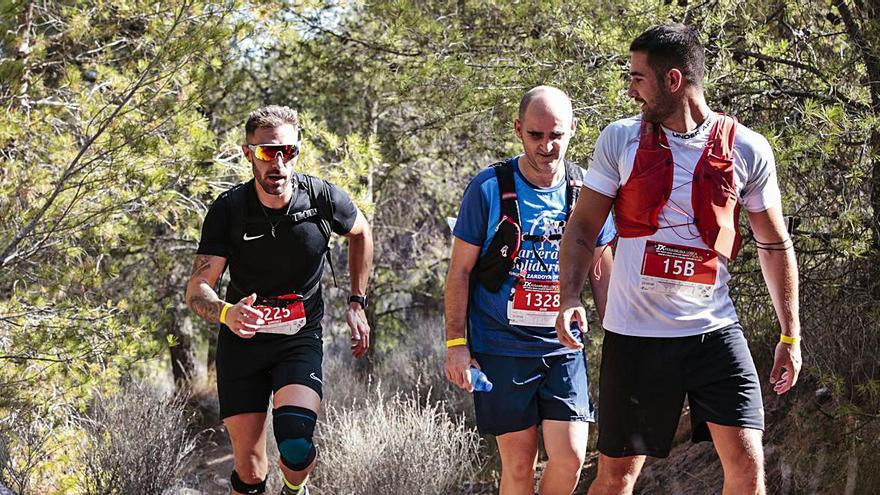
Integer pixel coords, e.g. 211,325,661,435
473,351,594,436
597,324,764,458
216,325,324,419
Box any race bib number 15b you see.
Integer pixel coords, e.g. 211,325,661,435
639,241,718,299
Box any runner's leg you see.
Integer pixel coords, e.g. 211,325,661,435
539,419,588,495
708,424,765,495
587,454,645,495
496,426,540,495
225,412,270,494
274,384,321,486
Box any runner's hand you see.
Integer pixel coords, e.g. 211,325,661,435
770,341,802,395
445,345,479,392
226,293,264,339
555,303,587,350
346,302,370,359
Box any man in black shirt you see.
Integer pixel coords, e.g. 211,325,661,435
185,105,373,495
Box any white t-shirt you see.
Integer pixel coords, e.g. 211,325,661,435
585,112,782,337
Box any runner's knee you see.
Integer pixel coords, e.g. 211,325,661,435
596,457,642,491
546,448,585,474
723,447,764,481
500,453,536,482
273,405,317,471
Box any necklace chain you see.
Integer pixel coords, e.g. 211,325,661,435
258,182,296,238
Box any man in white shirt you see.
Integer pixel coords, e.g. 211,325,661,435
556,24,802,495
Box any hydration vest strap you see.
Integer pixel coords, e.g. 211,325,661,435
638,120,668,150
228,277,321,304
710,114,737,159
493,160,520,223
302,174,338,288
564,160,583,222
494,159,583,236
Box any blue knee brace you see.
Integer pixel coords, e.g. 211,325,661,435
273,405,317,471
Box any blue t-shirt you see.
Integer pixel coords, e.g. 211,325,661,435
453,158,617,357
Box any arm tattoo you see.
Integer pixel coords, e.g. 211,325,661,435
189,296,223,323
187,255,224,323
190,255,213,277
575,238,593,251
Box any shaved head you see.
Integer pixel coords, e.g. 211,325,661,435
517,86,574,124
514,85,576,180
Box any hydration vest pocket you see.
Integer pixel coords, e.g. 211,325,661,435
475,215,522,293
699,157,737,206
616,149,674,236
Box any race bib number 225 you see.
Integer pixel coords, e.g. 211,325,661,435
253,294,307,336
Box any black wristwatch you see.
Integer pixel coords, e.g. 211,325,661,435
348,294,368,309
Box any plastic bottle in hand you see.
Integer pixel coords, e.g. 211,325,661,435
469,368,493,392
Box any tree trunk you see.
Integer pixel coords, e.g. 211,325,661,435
168,311,200,390
362,92,379,371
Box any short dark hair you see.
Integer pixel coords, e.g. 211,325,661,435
630,23,705,88
244,105,300,139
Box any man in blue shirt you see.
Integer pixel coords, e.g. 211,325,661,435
445,86,616,494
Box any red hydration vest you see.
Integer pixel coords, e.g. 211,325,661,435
613,115,742,260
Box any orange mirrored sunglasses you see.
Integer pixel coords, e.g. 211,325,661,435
246,144,299,162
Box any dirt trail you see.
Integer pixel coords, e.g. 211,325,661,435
193,424,235,494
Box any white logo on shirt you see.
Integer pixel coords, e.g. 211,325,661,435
242,233,264,241
309,372,323,385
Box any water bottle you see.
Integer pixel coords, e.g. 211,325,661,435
469,368,493,392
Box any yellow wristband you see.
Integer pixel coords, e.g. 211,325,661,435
446,338,467,348
219,303,232,325
780,334,800,345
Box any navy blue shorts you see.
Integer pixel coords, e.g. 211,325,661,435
472,351,595,436
597,324,764,458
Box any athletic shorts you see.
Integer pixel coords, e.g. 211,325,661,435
473,351,595,436
597,324,764,458
216,325,324,419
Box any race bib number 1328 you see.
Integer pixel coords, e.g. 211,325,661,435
507,279,560,327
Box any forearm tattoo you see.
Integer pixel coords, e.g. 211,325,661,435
188,255,222,323
190,296,223,323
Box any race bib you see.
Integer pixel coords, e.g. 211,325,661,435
639,241,718,299
507,279,560,327
253,293,307,335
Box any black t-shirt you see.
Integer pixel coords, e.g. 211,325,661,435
197,176,358,333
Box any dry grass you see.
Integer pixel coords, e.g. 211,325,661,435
292,315,487,494
75,381,202,494
0,412,53,495
311,387,483,495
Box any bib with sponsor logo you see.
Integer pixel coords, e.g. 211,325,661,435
639,240,718,299
253,293,307,336
507,278,561,327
